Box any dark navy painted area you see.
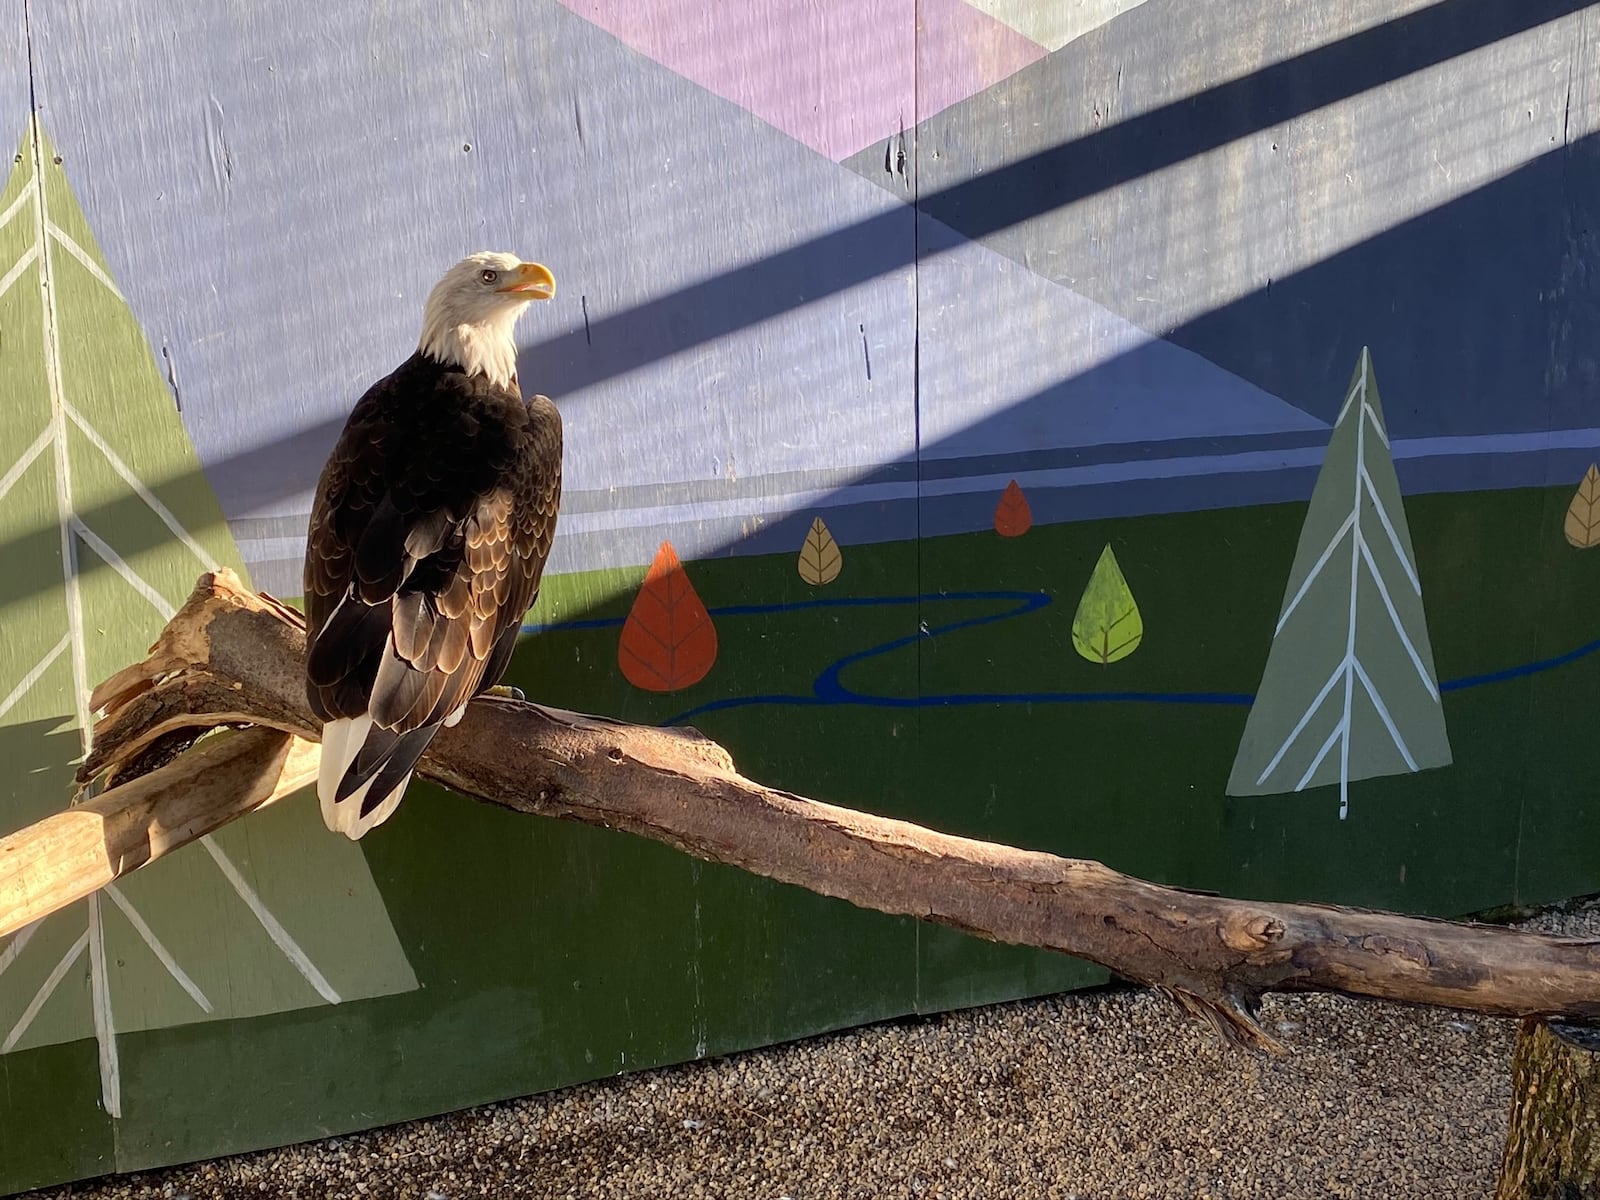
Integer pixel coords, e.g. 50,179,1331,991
1167,136,1600,437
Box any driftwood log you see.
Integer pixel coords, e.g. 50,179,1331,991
1,569,1597,1054
1496,1019,1600,1199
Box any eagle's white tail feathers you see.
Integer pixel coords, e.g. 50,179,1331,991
443,702,468,728
317,714,370,815
327,770,412,841
318,713,411,841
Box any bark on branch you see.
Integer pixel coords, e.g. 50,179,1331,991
2,570,1597,1052
1495,1019,1600,1198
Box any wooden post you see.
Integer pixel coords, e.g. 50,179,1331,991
1496,1019,1600,1200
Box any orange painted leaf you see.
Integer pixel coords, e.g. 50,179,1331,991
1564,463,1600,549
618,541,719,692
993,479,1032,538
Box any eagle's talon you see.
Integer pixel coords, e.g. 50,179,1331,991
484,685,526,702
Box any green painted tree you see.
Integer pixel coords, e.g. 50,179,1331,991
0,119,416,1117
1226,348,1452,818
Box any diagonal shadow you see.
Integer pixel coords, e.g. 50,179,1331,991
0,0,1591,613
520,0,1596,400
540,125,1599,582
20,119,1597,610
0,716,81,829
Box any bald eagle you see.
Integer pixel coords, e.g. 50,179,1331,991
303,251,561,840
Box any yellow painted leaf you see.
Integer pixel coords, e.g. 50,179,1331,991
1564,463,1600,548
1071,543,1143,665
797,516,842,585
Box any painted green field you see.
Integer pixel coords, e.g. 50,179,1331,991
511,482,1600,918
8,484,1599,1190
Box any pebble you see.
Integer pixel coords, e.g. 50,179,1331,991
24,900,1596,1200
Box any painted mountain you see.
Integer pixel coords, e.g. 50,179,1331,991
846,0,1600,518
29,0,1600,596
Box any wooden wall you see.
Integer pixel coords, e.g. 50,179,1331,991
2,0,1598,1190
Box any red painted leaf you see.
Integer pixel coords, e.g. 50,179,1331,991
617,541,719,692
993,479,1032,538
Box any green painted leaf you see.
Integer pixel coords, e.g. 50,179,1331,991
0,119,416,1116
1071,544,1142,665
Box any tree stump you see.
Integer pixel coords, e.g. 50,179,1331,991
1496,1018,1600,1199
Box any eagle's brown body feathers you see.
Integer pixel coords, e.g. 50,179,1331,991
303,350,561,838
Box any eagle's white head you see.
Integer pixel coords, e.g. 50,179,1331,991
417,251,556,390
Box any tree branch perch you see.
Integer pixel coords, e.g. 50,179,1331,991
1,570,1596,1053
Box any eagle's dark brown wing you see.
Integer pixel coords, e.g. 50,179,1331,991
475,397,563,693
303,354,562,831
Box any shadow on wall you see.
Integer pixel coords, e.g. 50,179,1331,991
0,0,1595,610
0,717,82,816
12,121,1593,612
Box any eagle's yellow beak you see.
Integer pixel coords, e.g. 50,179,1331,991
498,261,555,299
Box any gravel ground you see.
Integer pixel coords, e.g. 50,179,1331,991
29,899,1599,1200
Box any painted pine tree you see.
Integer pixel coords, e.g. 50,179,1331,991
1226,348,1452,818
0,118,416,1116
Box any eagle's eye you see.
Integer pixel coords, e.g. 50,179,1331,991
480,269,499,285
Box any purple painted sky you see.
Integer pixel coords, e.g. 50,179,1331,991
555,0,1045,160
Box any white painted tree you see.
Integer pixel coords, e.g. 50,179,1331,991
0,118,416,1117
1226,347,1452,818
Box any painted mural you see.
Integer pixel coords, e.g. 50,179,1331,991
1228,350,1452,816
0,119,416,1123
2,0,1599,1191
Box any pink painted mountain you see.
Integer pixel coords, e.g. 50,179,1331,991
555,0,1044,161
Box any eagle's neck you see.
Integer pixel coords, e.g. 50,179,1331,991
418,314,520,392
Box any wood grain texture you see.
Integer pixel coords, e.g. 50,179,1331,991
1495,1019,1600,1199
8,0,1600,1191
15,570,1599,1052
